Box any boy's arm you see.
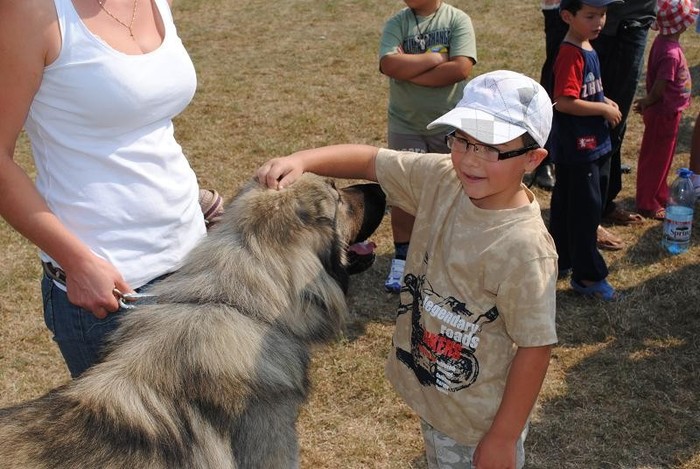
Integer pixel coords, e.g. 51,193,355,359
256,144,379,190
473,344,553,469
406,56,474,87
555,95,622,127
379,51,448,81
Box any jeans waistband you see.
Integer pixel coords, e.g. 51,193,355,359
41,261,173,290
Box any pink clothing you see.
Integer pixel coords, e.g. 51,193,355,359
635,34,690,213
645,35,691,115
636,111,682,213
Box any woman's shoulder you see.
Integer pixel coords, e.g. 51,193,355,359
0,0,59,63
1,0,55,19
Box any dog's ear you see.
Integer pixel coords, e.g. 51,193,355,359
340,183,386,244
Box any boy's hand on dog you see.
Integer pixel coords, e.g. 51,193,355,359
257,157,304,190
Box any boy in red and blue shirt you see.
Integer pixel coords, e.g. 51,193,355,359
549,0,623,301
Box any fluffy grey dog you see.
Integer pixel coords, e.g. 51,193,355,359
0,174,386,469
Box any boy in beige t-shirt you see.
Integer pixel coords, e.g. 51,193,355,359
257,70,558,469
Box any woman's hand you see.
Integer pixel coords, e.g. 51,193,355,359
63,255,131,319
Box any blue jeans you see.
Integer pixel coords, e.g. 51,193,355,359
592,21,651,213
42,274,161,378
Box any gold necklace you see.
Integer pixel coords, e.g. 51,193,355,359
96,0,138,39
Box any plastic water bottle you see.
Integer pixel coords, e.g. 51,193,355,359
662,168,695,255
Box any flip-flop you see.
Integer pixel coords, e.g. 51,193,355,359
570,278,622,302
602,207,644,226
596,226,624,251
638,207,666,221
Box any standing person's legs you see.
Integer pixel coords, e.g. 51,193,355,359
540,7,568,97
42,275,122,378
689,112,700,197
568,159,609,284
384,131,448,293
549,162,572,274
533,8,568,190
593,24,650,220
42,273,167,378
636,111,682,217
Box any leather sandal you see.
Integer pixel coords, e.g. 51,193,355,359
638,207,666,221
596,226,624,251
602,206,644,226
570,278,622,301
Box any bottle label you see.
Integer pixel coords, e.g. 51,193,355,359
663,206,693,243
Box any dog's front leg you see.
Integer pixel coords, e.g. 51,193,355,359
231,397,303,469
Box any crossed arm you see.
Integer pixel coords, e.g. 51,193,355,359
380,51,474,88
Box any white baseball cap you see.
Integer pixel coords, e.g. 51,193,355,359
427,70,553,148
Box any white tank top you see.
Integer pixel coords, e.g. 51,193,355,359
24,0,206,288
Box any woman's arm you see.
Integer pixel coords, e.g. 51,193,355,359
0,0,128,317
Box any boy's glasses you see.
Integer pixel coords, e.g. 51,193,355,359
445,131,539,162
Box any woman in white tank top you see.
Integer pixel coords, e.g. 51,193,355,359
0,0,211,377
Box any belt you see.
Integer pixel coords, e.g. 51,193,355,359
42,261,67,285
41,261,160,309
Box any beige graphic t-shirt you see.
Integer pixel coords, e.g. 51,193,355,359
376,149,558,446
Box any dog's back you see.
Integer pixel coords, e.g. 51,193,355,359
0,175,386,468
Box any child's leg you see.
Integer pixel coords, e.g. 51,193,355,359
420,420,526,469
656,113,681,207
549,163,572,271
567,159,609,283
636,111,682,213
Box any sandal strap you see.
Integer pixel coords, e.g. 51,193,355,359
570,279,619,301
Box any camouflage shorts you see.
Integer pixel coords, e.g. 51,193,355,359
420,420,526,469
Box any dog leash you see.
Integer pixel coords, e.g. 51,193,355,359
111,288,157,309
42,261,157,309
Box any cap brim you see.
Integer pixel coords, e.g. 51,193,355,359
427,107,527,145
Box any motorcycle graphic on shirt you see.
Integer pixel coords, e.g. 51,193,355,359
396,271,499,393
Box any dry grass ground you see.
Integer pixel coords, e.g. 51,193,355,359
1,0,699,467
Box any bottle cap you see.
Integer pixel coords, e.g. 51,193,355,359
677,167,693,178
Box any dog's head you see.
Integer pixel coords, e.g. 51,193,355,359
227,174,385,282
206,173,385,341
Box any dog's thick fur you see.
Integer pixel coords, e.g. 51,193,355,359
0,174,385,469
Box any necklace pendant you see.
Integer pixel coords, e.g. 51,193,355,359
416,35,426,51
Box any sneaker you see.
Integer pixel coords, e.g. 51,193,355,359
384,258,405,293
